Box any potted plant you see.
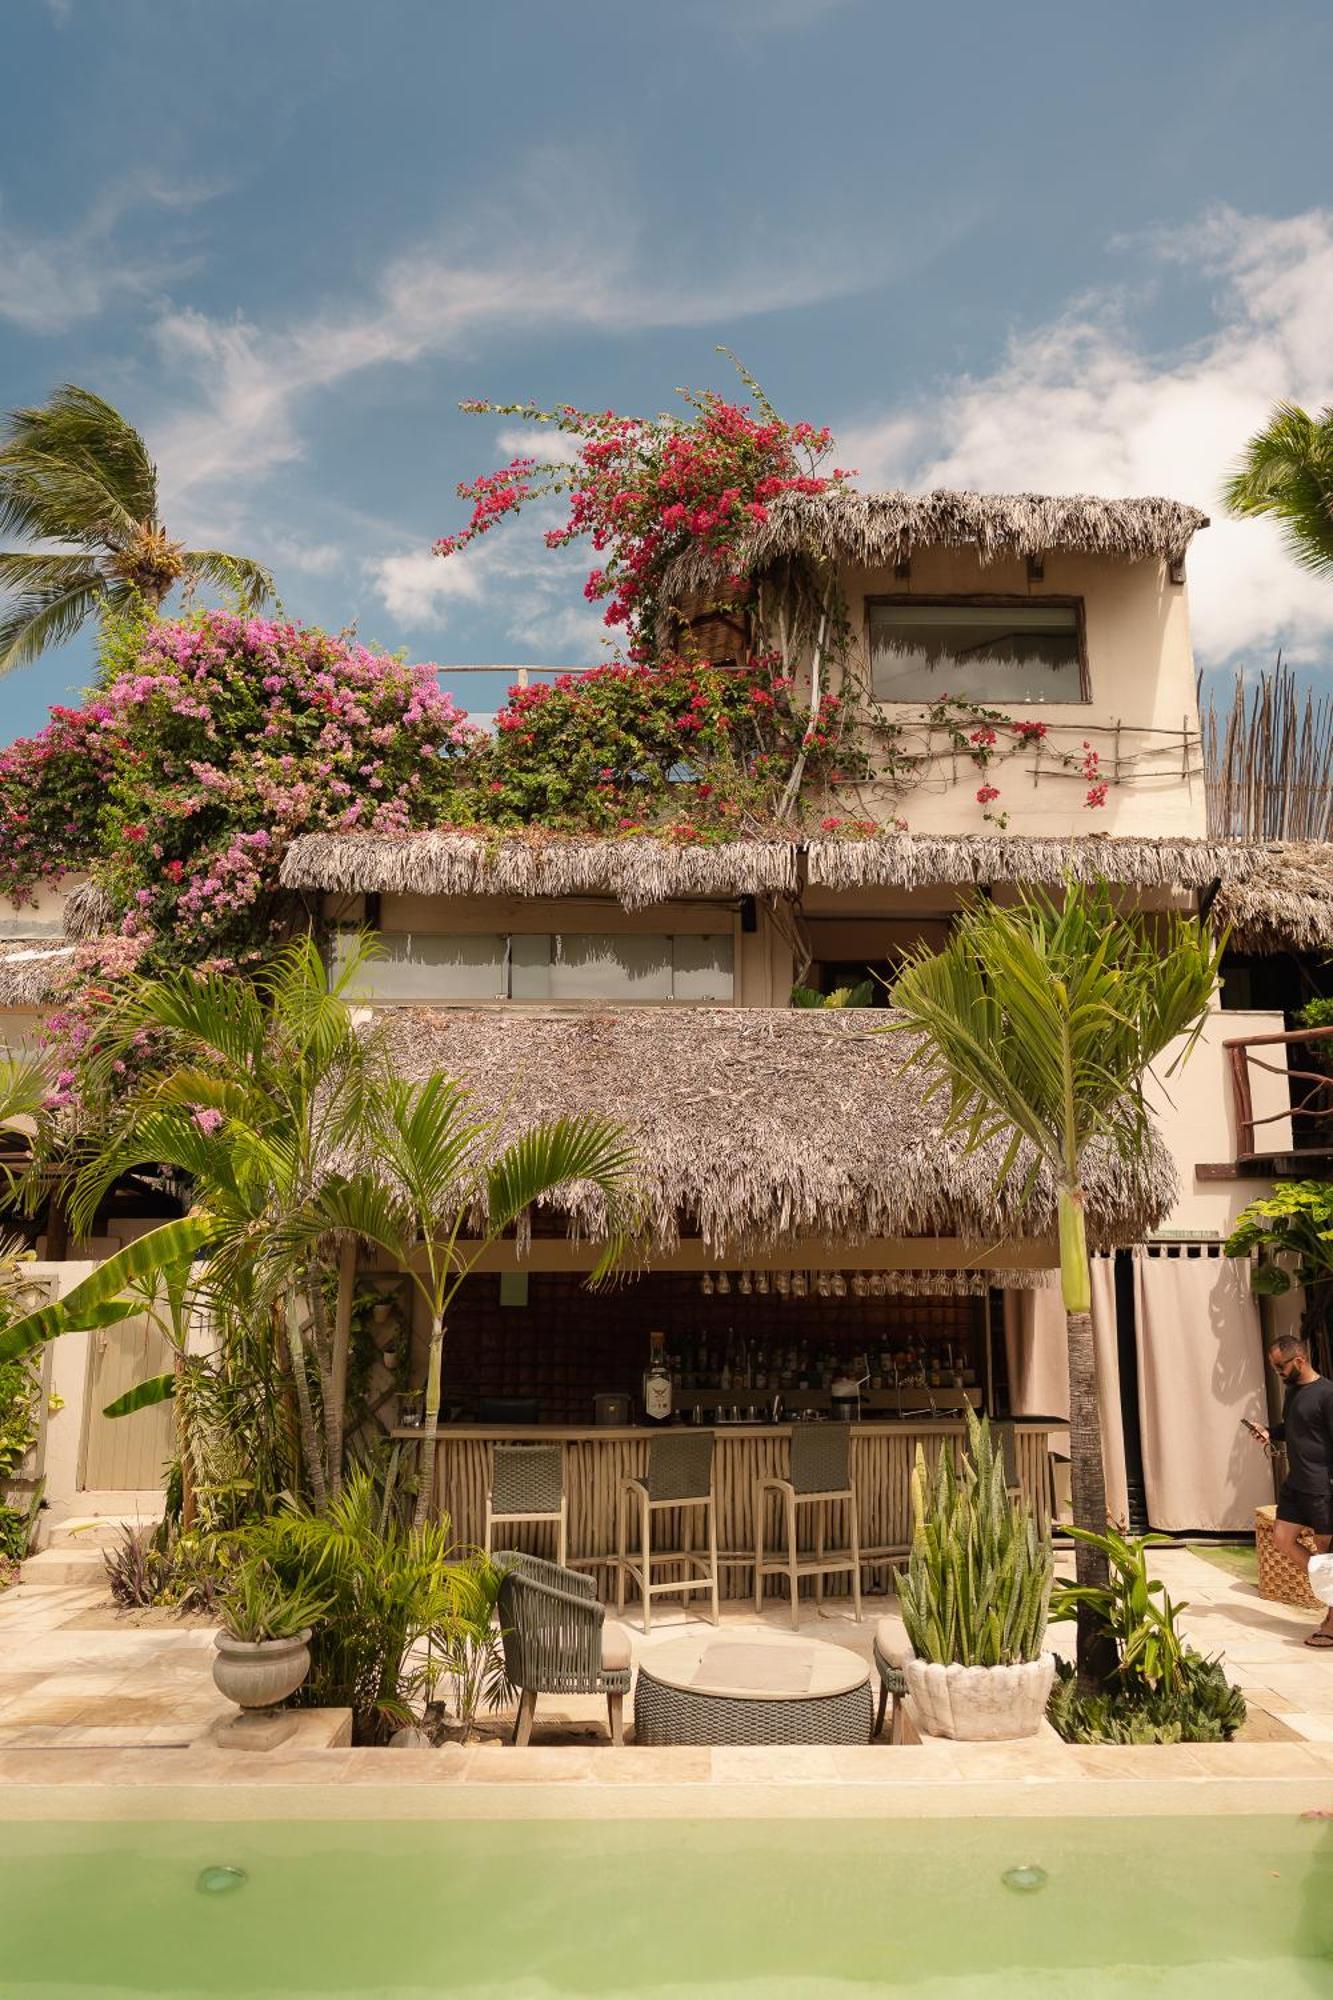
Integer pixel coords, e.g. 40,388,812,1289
894,1410,1055,1740
212,1559,328,1741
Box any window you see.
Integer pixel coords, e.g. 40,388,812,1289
334,930,733,1004
868,600,1085,704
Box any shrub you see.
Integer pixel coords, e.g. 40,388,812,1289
1047,1653,1246,1745
0,610,475,963
218,1558,328,1644
894,1409,1053,1667
102,1520,234,1614
1046,1524,1247,1742
425,1552,513,1742
240,1471,462,1744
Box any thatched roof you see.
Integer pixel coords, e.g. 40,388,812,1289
0,940,73,1007
366,1006,1176,1256
282,832,799,908
1213,842,1333,954
62,880,112,940
283,827,1263,906
660,488,1209,599
805,832,1260,893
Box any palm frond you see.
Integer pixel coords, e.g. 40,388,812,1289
889,884,1220,1201
485,1114,638,1239
178,549,276,611
1222,400,1333,577
0,383,154,541
0,563,108,674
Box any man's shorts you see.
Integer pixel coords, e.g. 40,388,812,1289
1276,1479,1333,1537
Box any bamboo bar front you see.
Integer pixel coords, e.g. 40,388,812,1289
396,1421,1058,1602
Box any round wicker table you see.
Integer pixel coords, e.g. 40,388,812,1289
634,1629,873,1746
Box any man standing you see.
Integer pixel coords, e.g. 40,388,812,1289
1251,1332,1333,1647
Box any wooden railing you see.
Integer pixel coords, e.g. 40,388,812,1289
1223,1023,1333,1161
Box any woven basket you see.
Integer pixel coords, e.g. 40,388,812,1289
1255,1503,1320,1609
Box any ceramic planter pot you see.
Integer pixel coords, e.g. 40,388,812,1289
212,1629,312,1713
904,1652,1055,1742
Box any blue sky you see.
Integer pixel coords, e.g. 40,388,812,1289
2,0,1332,741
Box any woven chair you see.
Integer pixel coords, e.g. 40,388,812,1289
615,1432,719,1635
755,1424,863,1628
484,1443,567,1568
871,1613,910,1743
494,1550,632,1747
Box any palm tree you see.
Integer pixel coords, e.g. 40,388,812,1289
1223,400,1333,576
61,934,383,1506
295,1074,638,1527
889,884,1220,1686
0,382,275,674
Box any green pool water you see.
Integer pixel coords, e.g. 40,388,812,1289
3,1814,1332,1997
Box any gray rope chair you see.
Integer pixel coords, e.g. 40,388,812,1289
495,1550,632,1747
615,1431,719,1635
755,1423,863,1627
872,1612,911,1743
485,1443,567,1567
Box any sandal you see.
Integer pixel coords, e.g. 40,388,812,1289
1305,1631,1333,1648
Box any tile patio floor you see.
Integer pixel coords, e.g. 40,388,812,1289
7,1547,1333,1817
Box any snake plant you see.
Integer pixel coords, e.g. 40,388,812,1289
895,1408,1053,1668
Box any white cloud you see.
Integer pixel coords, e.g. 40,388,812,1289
0,178,213,335
494,425,582,467
367,503,609,662
838,205,1333,668
150,183,879,515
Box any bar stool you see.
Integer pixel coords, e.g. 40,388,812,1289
615,1432,719,1635
755,1425,862,1628
484,1443,567,1568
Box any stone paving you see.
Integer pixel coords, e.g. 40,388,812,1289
6,1547,1333,1817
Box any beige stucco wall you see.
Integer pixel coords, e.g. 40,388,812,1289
0,876,80,937
0,1007,46,1053
1148,1007,1288,1235
821,548,1205,840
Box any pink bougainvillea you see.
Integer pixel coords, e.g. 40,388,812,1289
0,612,476,957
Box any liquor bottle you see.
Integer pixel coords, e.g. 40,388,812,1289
643,1329,673,1423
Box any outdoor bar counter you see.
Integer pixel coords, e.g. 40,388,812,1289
394,1419,1059,1599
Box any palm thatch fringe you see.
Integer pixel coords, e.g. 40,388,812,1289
62,880,113,939
659,488,1209,601
805,832,1261,892
361,1006,1176,1256
281,832,800,907
284,828,1268,906
1212,842,1333,953
0,941,74,1007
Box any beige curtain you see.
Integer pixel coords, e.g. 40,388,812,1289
1002,1259,1128,1526
1133,1247,1272,1534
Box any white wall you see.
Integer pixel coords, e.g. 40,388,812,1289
1149,1007,1290,1234
823,548,1205,840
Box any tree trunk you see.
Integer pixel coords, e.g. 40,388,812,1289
412,1312,444,1531
305,1259,340,1500
329,1240,357,1500
1064,1306,1118,1688
284,1294,328,1510
1059,1185,1118,1689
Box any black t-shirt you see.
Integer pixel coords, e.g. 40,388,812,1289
1275,1375,1333,1493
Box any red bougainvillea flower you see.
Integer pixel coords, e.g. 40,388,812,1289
433,374,854,662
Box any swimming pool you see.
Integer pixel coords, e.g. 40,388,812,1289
2,1814,1330,1996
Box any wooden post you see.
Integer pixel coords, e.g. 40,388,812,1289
331,1239,357,1451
